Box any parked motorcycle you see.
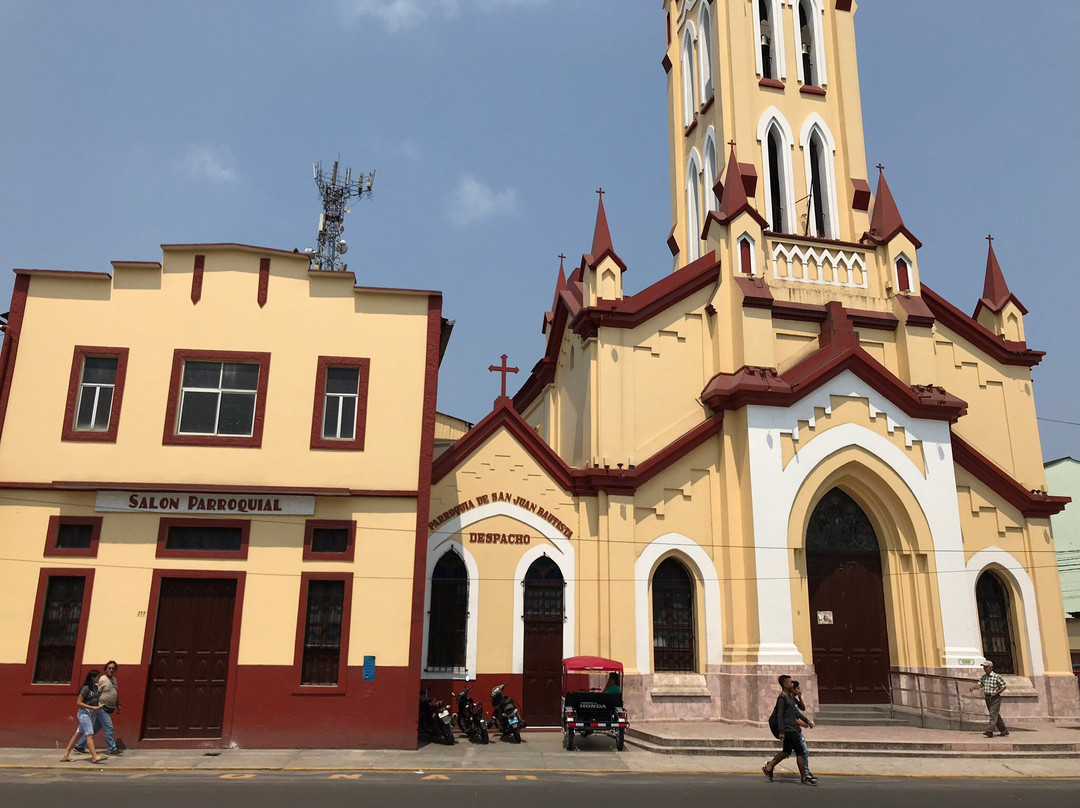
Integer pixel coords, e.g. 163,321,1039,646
453,686,489,744
418,688,455,745
489,682,524,743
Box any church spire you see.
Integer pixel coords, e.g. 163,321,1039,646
979,236,1023,314
974,236,1028,341
866,165,921,248
715,143,767,228
585,188,626,272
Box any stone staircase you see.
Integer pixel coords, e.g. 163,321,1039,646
813,704,915,728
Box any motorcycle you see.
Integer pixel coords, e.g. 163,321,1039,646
418,687,455,745
489,682,524,743
453,685,489,744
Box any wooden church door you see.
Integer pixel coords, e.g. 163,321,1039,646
521,556,564,726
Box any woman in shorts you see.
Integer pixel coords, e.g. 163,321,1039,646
59,670,107,763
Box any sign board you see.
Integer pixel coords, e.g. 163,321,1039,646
96,491,316,516
363,655,376,681
816,610,834,625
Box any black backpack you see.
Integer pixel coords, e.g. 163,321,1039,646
767,695,783,739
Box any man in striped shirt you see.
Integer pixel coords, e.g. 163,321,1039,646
969,660,1009,737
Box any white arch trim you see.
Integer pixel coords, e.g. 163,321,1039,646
427,501,576,677
793,0,828,86
421,540,481,680
798,113,840,239
746,371,985,668
752,0,787,80
680,26,697,128
703,128,718,214
697,3,714,102
757,107,797,233
686,148,703,261
633,532,723,675
967,548,1045,676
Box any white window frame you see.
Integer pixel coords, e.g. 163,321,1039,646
177,360,259,437
686,149,703,262
698,4,714,102
703,128,719,215
738,233,758,276
75,356,118,431
757,107,796,233
322,366,360,440
681,25,697,128
752,0,786,80
799,114,840,240
794,0,828,87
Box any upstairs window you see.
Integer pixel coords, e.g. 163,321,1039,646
703,133,719,215
766,125,788,232
163,349,270,447
156,518,250,559
681,27,698,128
303,519,356,562
686,152,703,262
310,356,370,451
758,0,775,79
895,257,911,293
62,346,128,443
698,5,714,101
807,131,828,237
798,0,824,87
739,235,756,275
800,118,838,239
44,516,102,558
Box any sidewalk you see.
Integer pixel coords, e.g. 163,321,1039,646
3,722,1079,779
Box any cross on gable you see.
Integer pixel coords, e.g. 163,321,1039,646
488,354,519,398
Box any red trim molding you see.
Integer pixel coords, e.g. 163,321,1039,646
162,349,271,447
951,435,1070,518
921,286,1044,368
191,254,204,304
61,346,129,443
309,356,371,451
43,515,102,558
155,517,250,560
23,568,95,694
0,273,30,441
799,85,826,96
759,77,784,90
291,572,353,695
302,519,356,562
257,257,270,308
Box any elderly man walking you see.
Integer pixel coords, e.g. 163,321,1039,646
969,660,1009,738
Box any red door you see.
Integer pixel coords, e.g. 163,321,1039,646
808,554,890,703
142,578,237,738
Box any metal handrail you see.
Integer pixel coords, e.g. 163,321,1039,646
886,670,983,729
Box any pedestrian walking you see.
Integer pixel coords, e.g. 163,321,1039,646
74,661,122,755
59,670,107,763
790,680,817,784
969,660,1009,737
763,675,814,785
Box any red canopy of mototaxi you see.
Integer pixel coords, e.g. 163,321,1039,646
561,655,623,674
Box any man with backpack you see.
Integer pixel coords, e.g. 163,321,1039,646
763,675,815,785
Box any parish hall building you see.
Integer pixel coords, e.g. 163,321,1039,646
1,0,1076,749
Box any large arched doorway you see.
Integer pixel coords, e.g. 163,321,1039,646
807,488,890,703
652,557,697,672
426,549,468,672
976,571,1016,674
521,556,564,726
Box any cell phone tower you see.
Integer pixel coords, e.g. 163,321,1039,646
307,160,375,272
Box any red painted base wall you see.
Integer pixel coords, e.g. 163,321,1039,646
3,663,422,750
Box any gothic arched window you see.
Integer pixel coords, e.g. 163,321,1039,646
739,234,756,275
758,0,775,80
976,571,1016,675
703,132,719,215
800,117,837,239
426,549,468,671
698,5,714,102
807,129,829,237
681,27,698,128
766,125,788,232
895,256,911,293
686,152,703,262
652,557,697,672
798,0,823,87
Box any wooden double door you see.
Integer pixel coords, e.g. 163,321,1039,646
142,577,237,739
807,489,891,704
521,557,564,727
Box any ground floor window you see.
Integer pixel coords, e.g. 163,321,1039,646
976,570,1016,674
652,557,696,672
300,577,347,686
426,550,468,671
32,575,88,684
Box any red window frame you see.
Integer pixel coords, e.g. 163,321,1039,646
310,356,370,451
61,346,129,443
896,258,911,293
155,517,250,560
24,568,95,693
43,515,103,558
162,349,271,448
303,519,356,562
292,572,352,694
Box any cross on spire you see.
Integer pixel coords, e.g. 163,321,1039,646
986,234,994,244
728,139,737,152
488,354,519,399
876,163,885,174
596,187,605,198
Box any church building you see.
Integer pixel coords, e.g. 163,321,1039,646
423,0,1077,727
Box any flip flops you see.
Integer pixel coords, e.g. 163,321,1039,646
89,758,107,764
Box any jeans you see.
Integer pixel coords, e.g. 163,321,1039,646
75,709,115,752
985,695,1008,735
795,732,811,772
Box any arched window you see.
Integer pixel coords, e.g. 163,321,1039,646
895,256,911,293
739,234,756,275
976,571,1016,674
757,0,775,80
652,557,696,672
698,5,714,101
681,27,697,128
524,555,564,618
686,151,703,262
798,0,824,87
426,549,468,671
703,132,719,215
766,125,788,232
800,117,838,239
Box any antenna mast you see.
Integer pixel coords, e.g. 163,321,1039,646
309,160,375,272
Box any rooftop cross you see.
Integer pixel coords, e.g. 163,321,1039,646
987,234,994,244
488,354,519,399
596,187,605,198
876,163,886,174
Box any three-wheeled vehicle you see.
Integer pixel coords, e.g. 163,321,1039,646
561,656,629,751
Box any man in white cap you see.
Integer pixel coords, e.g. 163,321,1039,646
969,660,1009,738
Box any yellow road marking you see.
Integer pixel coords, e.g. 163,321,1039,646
506,775,537,781
422,774,449,780
219,773,256,779
330,774,363,779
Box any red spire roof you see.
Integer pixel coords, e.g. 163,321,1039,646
584,189,626,271
976,236,1027,316
708,144,768,231
543,255,569,329
866,166,922,249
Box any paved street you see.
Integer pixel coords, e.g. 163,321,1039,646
2,770,1078,808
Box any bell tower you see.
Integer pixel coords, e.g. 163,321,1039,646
663,0,872,268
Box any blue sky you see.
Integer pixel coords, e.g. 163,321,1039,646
1,1,1078,464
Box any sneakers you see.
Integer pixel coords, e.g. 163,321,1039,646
107,749,124,755
983,731,994,737
762,764,773,781
73,746,88,754
999,732,1010,737
803,775,819,785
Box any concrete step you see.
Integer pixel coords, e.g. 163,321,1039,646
813,704,917,727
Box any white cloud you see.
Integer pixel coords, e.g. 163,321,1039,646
342,0,544,31
182,146,237,183
448,175,519,226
